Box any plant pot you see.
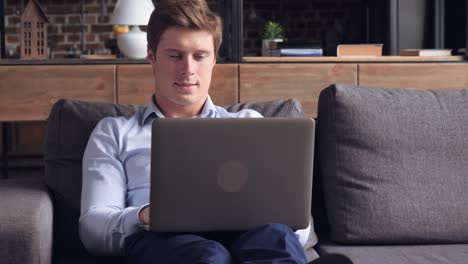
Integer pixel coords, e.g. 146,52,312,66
262,39,283,57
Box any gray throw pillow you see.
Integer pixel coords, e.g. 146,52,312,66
317,84,468,244
225,98,305,118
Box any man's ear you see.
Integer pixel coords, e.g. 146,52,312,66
147,47,156,63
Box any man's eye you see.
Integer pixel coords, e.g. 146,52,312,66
194,54,207,60
168,54,181,59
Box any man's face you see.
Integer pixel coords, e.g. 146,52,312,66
147,26,216,114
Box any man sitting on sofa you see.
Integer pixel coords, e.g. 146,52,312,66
78,0,312,263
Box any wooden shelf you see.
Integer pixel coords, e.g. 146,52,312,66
243,56,466,63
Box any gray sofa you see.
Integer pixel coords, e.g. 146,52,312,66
0,98,317,264
1,83,467,264
313,84,468,264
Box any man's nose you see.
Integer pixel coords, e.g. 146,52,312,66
179,56,195,76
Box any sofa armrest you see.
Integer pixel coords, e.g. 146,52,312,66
0,178,53,264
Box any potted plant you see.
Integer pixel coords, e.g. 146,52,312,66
262,21,284,56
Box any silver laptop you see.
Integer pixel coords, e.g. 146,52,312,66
149,118,315,232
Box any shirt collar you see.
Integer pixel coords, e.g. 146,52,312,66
142,95,217,124
199,96,217,118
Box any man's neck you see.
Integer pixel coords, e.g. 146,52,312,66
154,95,207,118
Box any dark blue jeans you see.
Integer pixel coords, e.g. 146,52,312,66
125,223,307,264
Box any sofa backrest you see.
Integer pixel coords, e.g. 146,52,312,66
44,98,307,257
316,83,468,245
44,99,141,258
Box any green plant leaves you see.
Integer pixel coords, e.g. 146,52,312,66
263,21,284,40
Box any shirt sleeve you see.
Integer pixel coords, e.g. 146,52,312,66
239,109,263,118
295,221,313,247
79,118,143,256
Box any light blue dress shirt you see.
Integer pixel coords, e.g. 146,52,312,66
79,95,310,255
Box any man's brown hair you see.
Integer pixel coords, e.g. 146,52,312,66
147,0,223,55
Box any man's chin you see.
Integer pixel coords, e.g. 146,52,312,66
172,94,203,106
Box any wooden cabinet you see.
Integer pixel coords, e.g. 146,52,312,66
115,65,153,105
15,121,48,155
239,64,357,117
0,65,116,121
2,62,466,123
359,63,468,89
1,62,467,155
0,63,239,154
117,64,238,106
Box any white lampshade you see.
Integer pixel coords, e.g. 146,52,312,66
110,0,155,58
110,0,155,26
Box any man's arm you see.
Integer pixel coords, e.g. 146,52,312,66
79,118,143,256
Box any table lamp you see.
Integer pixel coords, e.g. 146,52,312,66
110,0,155,59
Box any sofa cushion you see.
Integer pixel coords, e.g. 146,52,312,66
225,98,305,118
0,178,53,264
317,241,468,264
317,84,468,244
45,99,140,258
44,98,314,259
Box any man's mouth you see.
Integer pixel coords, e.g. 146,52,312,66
175,82,197,87
174,82,198,93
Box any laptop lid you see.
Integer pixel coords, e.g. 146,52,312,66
149,118,315,232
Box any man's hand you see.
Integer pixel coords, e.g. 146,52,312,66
139,206,150,225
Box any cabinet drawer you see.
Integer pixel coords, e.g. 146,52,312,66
117,64,238,106
0,65,115,121
239,64,357,117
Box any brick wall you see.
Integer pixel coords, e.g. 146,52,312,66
3,0,221,59
3,0,364,58
4,0,118,58
243,0,364,56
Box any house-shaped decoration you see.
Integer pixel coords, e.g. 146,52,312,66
20,0,50,59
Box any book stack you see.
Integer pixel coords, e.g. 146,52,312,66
278,40,323,57
337,44,383,57
400,49,452,56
